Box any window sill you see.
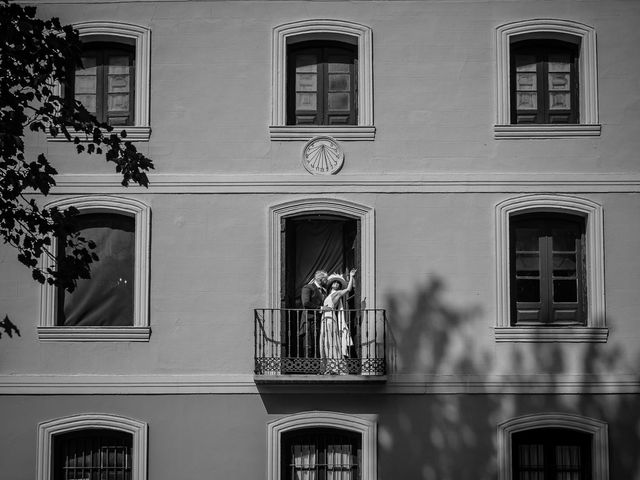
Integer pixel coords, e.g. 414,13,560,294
46,126,151,143
494,124,601,139
37,326,151,342
494,326,608,343
269,125,375,141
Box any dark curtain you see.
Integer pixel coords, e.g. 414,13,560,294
294,220,344,304
58,214,135,326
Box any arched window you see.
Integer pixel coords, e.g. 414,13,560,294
39,196,150,341
270,20,374,140
495,195,606,342
50,21,151,141
267,412,377,480
37,414,148,480
497,413,609,480
494,19,599,138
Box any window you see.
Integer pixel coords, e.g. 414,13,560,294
283,428,360,480
288,42,357,126
511,40,578,124
73,43,135,126
56,213,135,327
37,414,148,480
50,21,151,141
494,195,607,342
54,429,133,479
270,20,374,140
494,19,600,138
39,196,150,341
497,413,609,480
512,428,590,479
267,412,377,480
510,213,586,326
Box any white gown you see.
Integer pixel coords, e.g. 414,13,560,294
320,292,353,371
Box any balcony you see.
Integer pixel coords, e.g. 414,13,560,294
254,308,387,382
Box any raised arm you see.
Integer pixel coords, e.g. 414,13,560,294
331,269,357,302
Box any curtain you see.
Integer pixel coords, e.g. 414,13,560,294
58,214,135,326
294,221,344,296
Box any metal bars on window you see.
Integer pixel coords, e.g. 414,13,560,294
54,429,132,480
285,428,361,480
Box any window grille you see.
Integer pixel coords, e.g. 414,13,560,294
54,429,132,480
284,428,361,480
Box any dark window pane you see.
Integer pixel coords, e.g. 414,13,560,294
552,228,578,251
57,214,135,326
516,253,540,277
553,253,576,277
515,228,540,251
517,279,540,302
554,279,577,302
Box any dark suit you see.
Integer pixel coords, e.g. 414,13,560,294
299,282,325,358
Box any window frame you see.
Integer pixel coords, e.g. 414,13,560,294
509,213,587,327
37,414,148,480
49,21,151,142
497,413,609,480
495,195,607,342
72,42,136,126
510,40,579,125
287,41,358,126
267,411,377,480
270,19,374,141
494,19,600,139
38,196,151,342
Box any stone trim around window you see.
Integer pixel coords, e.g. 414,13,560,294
494,19,600,139
494,194,607,342
38,196,151,342
268,197,375,309
48,21,151,142
270,19,374,141
267,411,377,480
37,413,148,480
497,413,609,480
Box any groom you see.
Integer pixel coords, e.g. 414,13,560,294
299,270,328,360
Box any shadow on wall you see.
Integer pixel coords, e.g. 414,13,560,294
258,276,640,478
380,275,640,479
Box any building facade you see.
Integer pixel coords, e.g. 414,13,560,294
1,0,640,478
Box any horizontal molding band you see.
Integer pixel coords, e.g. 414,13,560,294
494,124,602,139
269,126,376,141
46,126,151,143
37,327,151,342
1,374,638,394
42,173,640,195
494,327,609,343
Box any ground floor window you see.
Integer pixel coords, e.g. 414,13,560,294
283,428,361,480
54,429,132,480
513,428,591,479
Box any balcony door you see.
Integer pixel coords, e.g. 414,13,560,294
282,214,360,310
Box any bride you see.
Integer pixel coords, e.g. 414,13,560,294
320,268,356,374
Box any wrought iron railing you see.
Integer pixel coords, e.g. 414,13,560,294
254,308,387,376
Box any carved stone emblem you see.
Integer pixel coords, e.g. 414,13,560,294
301,136,344,175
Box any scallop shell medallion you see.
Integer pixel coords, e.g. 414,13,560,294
301,136,344,175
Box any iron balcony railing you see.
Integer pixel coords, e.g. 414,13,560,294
255,308,386,376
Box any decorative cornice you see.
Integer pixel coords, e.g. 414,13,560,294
1,374,639,394
32,173,640,195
